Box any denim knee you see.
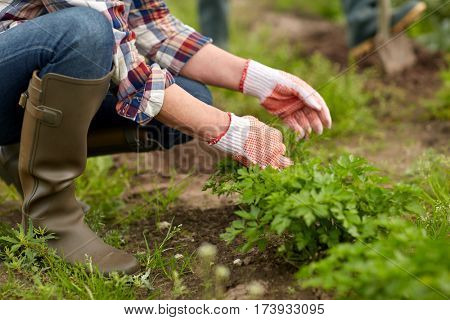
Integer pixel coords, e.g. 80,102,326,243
50,7,114,77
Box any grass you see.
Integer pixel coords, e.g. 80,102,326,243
262,0,343,22
406,151,450,240
0,155,189,299
424,64,450,121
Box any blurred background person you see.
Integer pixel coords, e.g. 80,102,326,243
198,0,229,49
342,0,427,57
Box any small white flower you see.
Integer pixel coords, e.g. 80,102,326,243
248,281,266,297
215,265,231,280
174,254,184,260
157,221,171,230
198,243,217,260
233,258,242,266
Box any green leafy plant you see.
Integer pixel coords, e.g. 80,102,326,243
0,223,55,272
297,219,450,299
206,153,422,262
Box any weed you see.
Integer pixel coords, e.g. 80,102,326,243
124,174,188,225
406,151,449,239
196,243,231,300
76,156,129,229
0,223,55,272
137,224,193,288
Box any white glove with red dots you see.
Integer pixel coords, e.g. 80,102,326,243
209,113,293,169
240,60,332,139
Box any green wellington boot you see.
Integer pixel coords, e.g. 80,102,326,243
0,127,154,210
0,142,91,213
0,143,22,196
18,70,140,275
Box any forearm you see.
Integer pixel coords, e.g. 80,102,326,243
155,84,230,142
180,44,246,91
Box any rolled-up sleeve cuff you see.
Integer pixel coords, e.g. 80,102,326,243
116,64,175,125
155,28,212,75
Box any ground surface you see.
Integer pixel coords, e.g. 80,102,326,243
0,0,448,299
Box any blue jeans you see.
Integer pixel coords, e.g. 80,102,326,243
0,7,212,149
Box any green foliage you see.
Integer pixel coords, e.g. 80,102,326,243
206,152,422,262
0,223,163,299
125,175,188,225
206,145,449,299
265,0,343,21
137,224,193,282
296,55,375,137
425,67,450,120
408,0,450,52
0,223,55,272
76,156,129,214
0,223,144,299
406,151,449,239
297,219,450,299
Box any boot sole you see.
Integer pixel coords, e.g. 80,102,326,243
349,2,427,59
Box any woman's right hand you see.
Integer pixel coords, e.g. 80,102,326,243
209,113,293,169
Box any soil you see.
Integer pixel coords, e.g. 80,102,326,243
117,141,320,299
126,205,319,300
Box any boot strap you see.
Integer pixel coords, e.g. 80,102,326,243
19,91,63,127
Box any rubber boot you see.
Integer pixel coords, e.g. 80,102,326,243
0,123,159,207
0,143,91,213
18,70,140,275
0,143,22,197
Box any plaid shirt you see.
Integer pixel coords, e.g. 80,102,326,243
0,0,211,124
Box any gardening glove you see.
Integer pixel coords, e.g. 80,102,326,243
209,113,293,169
240,60,332,139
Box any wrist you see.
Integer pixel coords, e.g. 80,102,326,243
208,112,232,145
201,110,231,142
209,113,250,155
240,60,277,100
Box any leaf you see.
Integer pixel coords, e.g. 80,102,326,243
271,216,291,235
235,210,255,220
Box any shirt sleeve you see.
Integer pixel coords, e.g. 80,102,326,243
41,0,174,125
128,0,212,76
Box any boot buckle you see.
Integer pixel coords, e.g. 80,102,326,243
30,105,63,128
19,92,29,108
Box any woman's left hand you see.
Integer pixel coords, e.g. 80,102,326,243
240,60,332,139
